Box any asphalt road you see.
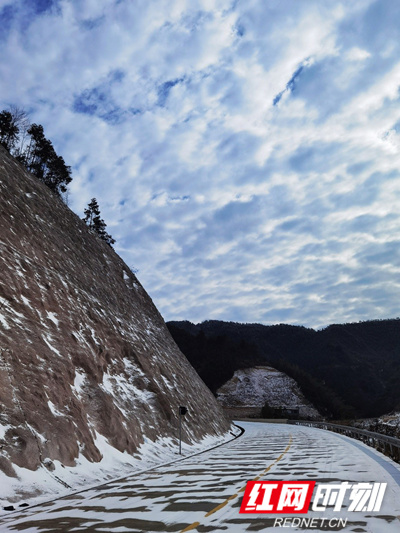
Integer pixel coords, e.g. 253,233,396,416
1,422,400,532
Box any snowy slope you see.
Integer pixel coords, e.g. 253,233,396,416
216,366,320,418
354,412,400,439
2,423,400,532
0,145,230,504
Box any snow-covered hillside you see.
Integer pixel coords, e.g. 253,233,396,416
216,366,320,419
0,145,230,505
354,412,400,439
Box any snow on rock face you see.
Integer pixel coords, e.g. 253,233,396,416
0,145,230,502
216,366,320,419
354,412,400,439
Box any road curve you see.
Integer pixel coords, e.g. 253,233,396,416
1,422,400,532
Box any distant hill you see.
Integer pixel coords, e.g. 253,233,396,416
216,366,321,420
167,319,400,419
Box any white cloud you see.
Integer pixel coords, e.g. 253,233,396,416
1,0,400,329
346,46,371,61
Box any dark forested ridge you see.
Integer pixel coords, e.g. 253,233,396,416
167,319,400,419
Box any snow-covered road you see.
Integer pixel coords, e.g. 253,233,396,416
1,421,400,532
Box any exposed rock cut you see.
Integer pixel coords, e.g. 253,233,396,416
354,412,400,440
216,366,320,419
0,145,230,498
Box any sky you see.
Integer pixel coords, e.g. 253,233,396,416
1,0,400,329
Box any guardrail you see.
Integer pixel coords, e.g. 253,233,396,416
288,420,400,463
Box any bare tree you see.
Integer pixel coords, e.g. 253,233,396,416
8,106,30,157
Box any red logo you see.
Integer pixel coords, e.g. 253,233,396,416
240,481,316,514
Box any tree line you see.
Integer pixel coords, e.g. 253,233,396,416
0,107,115,246
0,107,72,197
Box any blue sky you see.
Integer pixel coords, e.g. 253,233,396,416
1,0,400,329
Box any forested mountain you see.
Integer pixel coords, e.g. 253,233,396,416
167,319,400,419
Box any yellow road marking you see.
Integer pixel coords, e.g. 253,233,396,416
180,521,201,532
205,500,229,517
180,434,293,532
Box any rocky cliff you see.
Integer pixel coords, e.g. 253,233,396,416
216,366,320,419
0,145,230,501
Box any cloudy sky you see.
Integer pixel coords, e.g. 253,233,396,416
1,0,400,329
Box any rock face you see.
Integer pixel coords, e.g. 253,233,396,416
0,146,229,483
354,413,400,440
216,366,320,419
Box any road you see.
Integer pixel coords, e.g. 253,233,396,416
1,422,400,532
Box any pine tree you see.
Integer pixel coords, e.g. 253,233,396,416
22,123,72,196
83,198,115,246
0,108,72,199
0,110,19,152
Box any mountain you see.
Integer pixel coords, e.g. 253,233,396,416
0,145,230,502
167,319,400,419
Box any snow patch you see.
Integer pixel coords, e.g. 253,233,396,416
0,425,11,440
73,370,86,395
20,296,32,308
42,334,62,357
46,312,59,326
161,375,172,390
48,400,63,417
25,424,47,444
0,314,10,330
101,371,154,418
